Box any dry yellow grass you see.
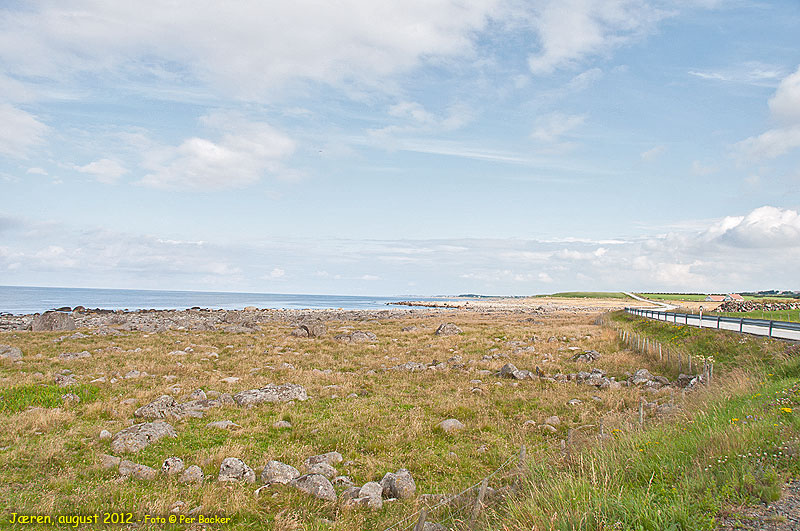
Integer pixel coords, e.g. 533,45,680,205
0,307,686,529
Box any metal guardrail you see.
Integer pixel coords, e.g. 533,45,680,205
625,308,800,341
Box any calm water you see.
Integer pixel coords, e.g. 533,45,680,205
0,285,440,315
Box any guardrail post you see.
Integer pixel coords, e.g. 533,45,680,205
740,318,743,332
717,316,720,329
769,321,773,338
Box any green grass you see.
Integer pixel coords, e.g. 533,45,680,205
0,384,98,413
709,309,800,323
545,292,630,299
637,293,709,301
484,377,800,531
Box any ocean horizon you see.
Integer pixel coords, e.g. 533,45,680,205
0,285,446,315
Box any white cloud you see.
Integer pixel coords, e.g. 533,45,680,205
0,104,49,158
75,158,128,183
735,125,800,162
139,113,295,189
640,145,666,161
370,101,474,139
531,112,586,143
26,167,48,176
688,62,785,86
268,268,285,279
526,0,665,74
769,66,800,125
0,1,502,99
735,65,800,162
704,206,800,248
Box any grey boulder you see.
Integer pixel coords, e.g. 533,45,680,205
110,421,177,453
32,312,76,331
0,345,23,360
435,323,462,336
218,457,256,483
291,474,337,502
233,383,308,406
261,460,300,485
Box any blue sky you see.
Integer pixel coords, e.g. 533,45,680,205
1,0,799,295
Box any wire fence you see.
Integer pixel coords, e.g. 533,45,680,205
597,312,714,382
382,447,526,531
385,312,707,531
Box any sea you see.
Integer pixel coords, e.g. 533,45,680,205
0,285,445,315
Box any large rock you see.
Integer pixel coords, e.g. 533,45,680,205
119,460,157,480
438,418,465,434
261,460,300,485
110,421,178,453
571,350,600,363
161,457,185,477
292,320,326,338
218,458,256,483
291,474,337,502
134,395,185,420
498,363,533,380
630,369,655,386
304,451,343,468
348,481,383,510
179,465,204,484
58,350,91,360
335,331,377,343
233,383,308,406
32,312,76,331
0,345,22,360
435,323,462,336
381,468,416,499
306,462,337,479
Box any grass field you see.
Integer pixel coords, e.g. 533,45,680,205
2,308,797,530
710,309,800,323
636,293,709,301
544,292,630,299
480,312,800,530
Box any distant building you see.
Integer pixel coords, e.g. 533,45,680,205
705,295,725,302
726,293,744,301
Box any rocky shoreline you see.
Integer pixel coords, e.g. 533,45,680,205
0,296,632,333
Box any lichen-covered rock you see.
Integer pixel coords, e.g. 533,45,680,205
119,460,157,480
381,468,416,499
233,383,308,406
437,418,465,434
110,421,177,453
0,345,23,360
206,420,240,430
99,453,121,469
161,457,185,477
134,395,185,420
306,462,337,479
179,465,204,484
292,321,326,338
260,460,300,485
218,457,255,483
498,363,533,380
291,474,337,501
304,451,343,469
32,312,76,331
58,351,91,360
435,323,462,336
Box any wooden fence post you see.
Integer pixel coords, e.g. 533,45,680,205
413,509,428,531
469,478,489,529
638,398,645,427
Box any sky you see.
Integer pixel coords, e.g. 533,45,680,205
1,0,799,296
